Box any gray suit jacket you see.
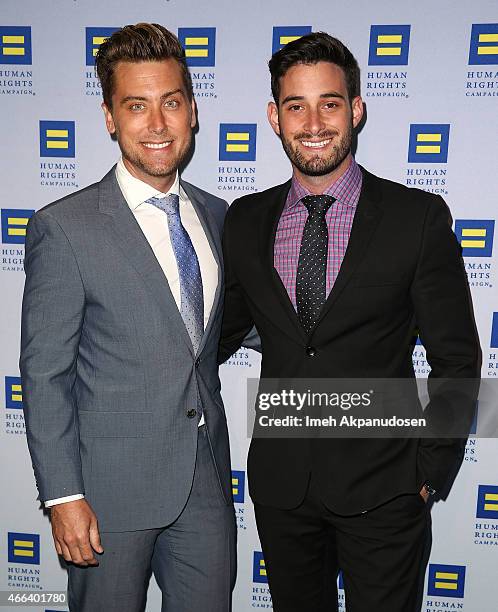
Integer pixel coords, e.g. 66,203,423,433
20,167,231,532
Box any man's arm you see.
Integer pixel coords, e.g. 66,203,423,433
410,196,481,494
20,211,102,564
218,204,257,364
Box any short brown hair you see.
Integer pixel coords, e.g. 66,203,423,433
95,23,193,108
269,32,360,104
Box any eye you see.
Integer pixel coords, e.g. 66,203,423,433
130,103,145,111
288,104,303,112
164,99,179,109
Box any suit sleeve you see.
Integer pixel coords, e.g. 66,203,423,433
20,211,86,502
218,204,257,364
410,196,481,492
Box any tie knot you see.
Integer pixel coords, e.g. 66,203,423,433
301,194,335,217
146,194,180,216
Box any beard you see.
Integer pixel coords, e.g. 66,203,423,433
280,123,353,177
118,131,192,179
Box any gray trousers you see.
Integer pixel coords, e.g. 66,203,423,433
67,426,236,612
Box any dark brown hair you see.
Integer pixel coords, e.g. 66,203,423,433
269,32,360,104
95,23,193,108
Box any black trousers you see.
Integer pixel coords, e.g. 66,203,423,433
254,475,431,612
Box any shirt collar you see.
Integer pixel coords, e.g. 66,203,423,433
115,157,182,211
285,157,362,212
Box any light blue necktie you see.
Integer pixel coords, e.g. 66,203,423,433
147,194,204,353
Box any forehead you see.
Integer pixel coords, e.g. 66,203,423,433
112,59,184,92
279,61,348,97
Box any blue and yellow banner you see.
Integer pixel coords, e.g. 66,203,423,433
5,376,23,409
85,27,120,66
8,532,40,565
469,24,498,65
39,121,75,158
427,564,466,598
408,124,450,163
368,25,410,65
0,26,32,65
272,26,312,54
178,28,216,67
454,220,494,257
219,123,257,162
252,551,267,583
1,209,34,245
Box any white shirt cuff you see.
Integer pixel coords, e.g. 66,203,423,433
44,494,84,507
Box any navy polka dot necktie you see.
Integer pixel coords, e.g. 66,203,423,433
296,194,335,335
147,194,204,353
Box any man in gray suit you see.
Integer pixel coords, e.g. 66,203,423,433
20,23,235,612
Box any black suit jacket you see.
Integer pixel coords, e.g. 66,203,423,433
220,167,480,514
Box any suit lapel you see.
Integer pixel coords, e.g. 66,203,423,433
181,180,223,355
259,181,308,343
314,168,383,328
98,168,194,356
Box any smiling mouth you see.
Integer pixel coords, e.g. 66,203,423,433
142,141,172,149
300,139,332,149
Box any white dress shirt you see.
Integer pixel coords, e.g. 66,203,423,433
44,159,218,507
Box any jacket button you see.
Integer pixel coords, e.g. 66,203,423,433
306,346,317,357
187,409,197,419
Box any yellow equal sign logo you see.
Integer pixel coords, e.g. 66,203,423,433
13,539,34,558
408,124,450,163
428,564,465,598
231,470,245,502
8,532,40,565
469,24,498,64
1,210,34,244
376,33,403,56
225,131,250,153
7,215,28,237
185,36,209,58
219,123,257,161
434,571,459,590
461,227,486,249
232,475,239,496
369,25,410,65
484,491,498,511
272,27,312,53
40,121,75,158
2,34,25,56
477,32,498,55
454,220,494,257
415,132,442,155
253,551,268,583
178,28,216,67
46,128,69,150
0,26,32,64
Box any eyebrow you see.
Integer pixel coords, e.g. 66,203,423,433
120,88,184,105
281,91,346,105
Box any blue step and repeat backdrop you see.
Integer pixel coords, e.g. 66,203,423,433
1,1,497,610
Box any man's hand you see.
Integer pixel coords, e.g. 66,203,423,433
419,486,429,503
50,499,103,566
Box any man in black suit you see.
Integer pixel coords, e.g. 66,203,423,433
219,33,480,611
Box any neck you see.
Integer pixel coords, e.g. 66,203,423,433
122,158,177,194
293,153,352,195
